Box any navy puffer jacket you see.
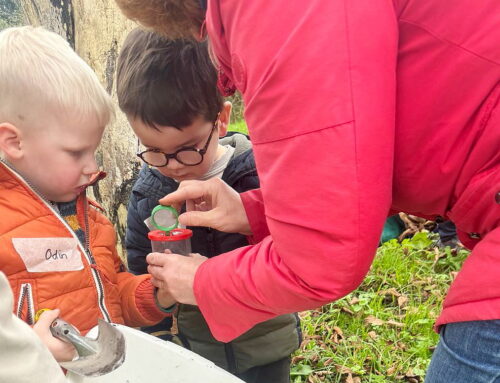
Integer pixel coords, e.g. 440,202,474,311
125,133,301,374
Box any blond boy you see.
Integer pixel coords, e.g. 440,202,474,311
0,26,174,362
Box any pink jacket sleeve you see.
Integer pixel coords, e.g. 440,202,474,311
241,189,269,244
196,0,398,341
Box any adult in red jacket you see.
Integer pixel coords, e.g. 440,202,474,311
116,1,500,381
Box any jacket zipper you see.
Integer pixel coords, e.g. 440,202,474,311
84,199,111,322
16,283,35,325
294,312,303,346
224,342,237,374
1,160,111,322
206,227,216,258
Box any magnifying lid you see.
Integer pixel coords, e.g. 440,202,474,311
150,205,179,233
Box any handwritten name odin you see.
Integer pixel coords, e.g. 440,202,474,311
45,249,68,260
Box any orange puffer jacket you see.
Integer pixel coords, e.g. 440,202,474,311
0,162,167,334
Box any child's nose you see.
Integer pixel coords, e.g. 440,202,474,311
165,157,184,170
83,155,99,175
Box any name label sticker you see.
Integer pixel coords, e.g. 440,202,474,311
12,237,84,272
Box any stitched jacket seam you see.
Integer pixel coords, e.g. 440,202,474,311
252,120,354,145
400,19,500,66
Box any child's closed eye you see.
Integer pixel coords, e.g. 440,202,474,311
66,149,85,158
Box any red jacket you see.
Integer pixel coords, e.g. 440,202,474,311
193,0,500,341
0,162,167,334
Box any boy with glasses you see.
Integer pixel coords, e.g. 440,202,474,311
117,28,301,383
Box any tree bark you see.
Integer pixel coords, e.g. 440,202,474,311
20,0,140,259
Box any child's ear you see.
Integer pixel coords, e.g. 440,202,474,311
217,101,232,138
0,123,23,160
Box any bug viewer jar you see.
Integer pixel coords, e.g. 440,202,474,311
148,205,193,255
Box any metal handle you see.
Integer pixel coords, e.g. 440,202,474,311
50,318,98,357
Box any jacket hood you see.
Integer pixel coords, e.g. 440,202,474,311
220,132,252,156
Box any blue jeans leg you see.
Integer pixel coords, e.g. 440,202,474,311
436,220,457,243
425,320,500,383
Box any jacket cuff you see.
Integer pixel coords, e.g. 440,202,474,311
135,279,171,322
241,189,270,244
154,288,176,313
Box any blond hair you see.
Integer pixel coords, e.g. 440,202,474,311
115,0,204,39
0,26,114,127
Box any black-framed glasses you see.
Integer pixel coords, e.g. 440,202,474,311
136,113,219,167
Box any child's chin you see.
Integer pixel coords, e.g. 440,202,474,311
174,176,189,182
51,192,79,203
170,174,193,182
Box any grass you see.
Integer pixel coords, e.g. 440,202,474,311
290,232,468,383
228,119,248,134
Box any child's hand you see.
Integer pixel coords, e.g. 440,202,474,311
148,252,207,305
156,287,176,309
33,309,77,362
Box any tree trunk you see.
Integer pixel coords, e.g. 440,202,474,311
20,0,140,259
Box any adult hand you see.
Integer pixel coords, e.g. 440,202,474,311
33,309,77,362
159,178,252,236
147,252,208,305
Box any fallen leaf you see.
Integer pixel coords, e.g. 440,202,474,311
300,339,311,349
335,364,353,374
397,295,408,307
411,280,426,286
341,306,355,315
386,320,404,328
396,342,407,351
365,315,385,326
379,288,401,297
323,358,334,366
349,297,360,305
345,374,362,383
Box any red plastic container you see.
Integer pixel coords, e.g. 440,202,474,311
148,229,193,255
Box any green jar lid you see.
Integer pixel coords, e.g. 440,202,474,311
150,205,179,233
